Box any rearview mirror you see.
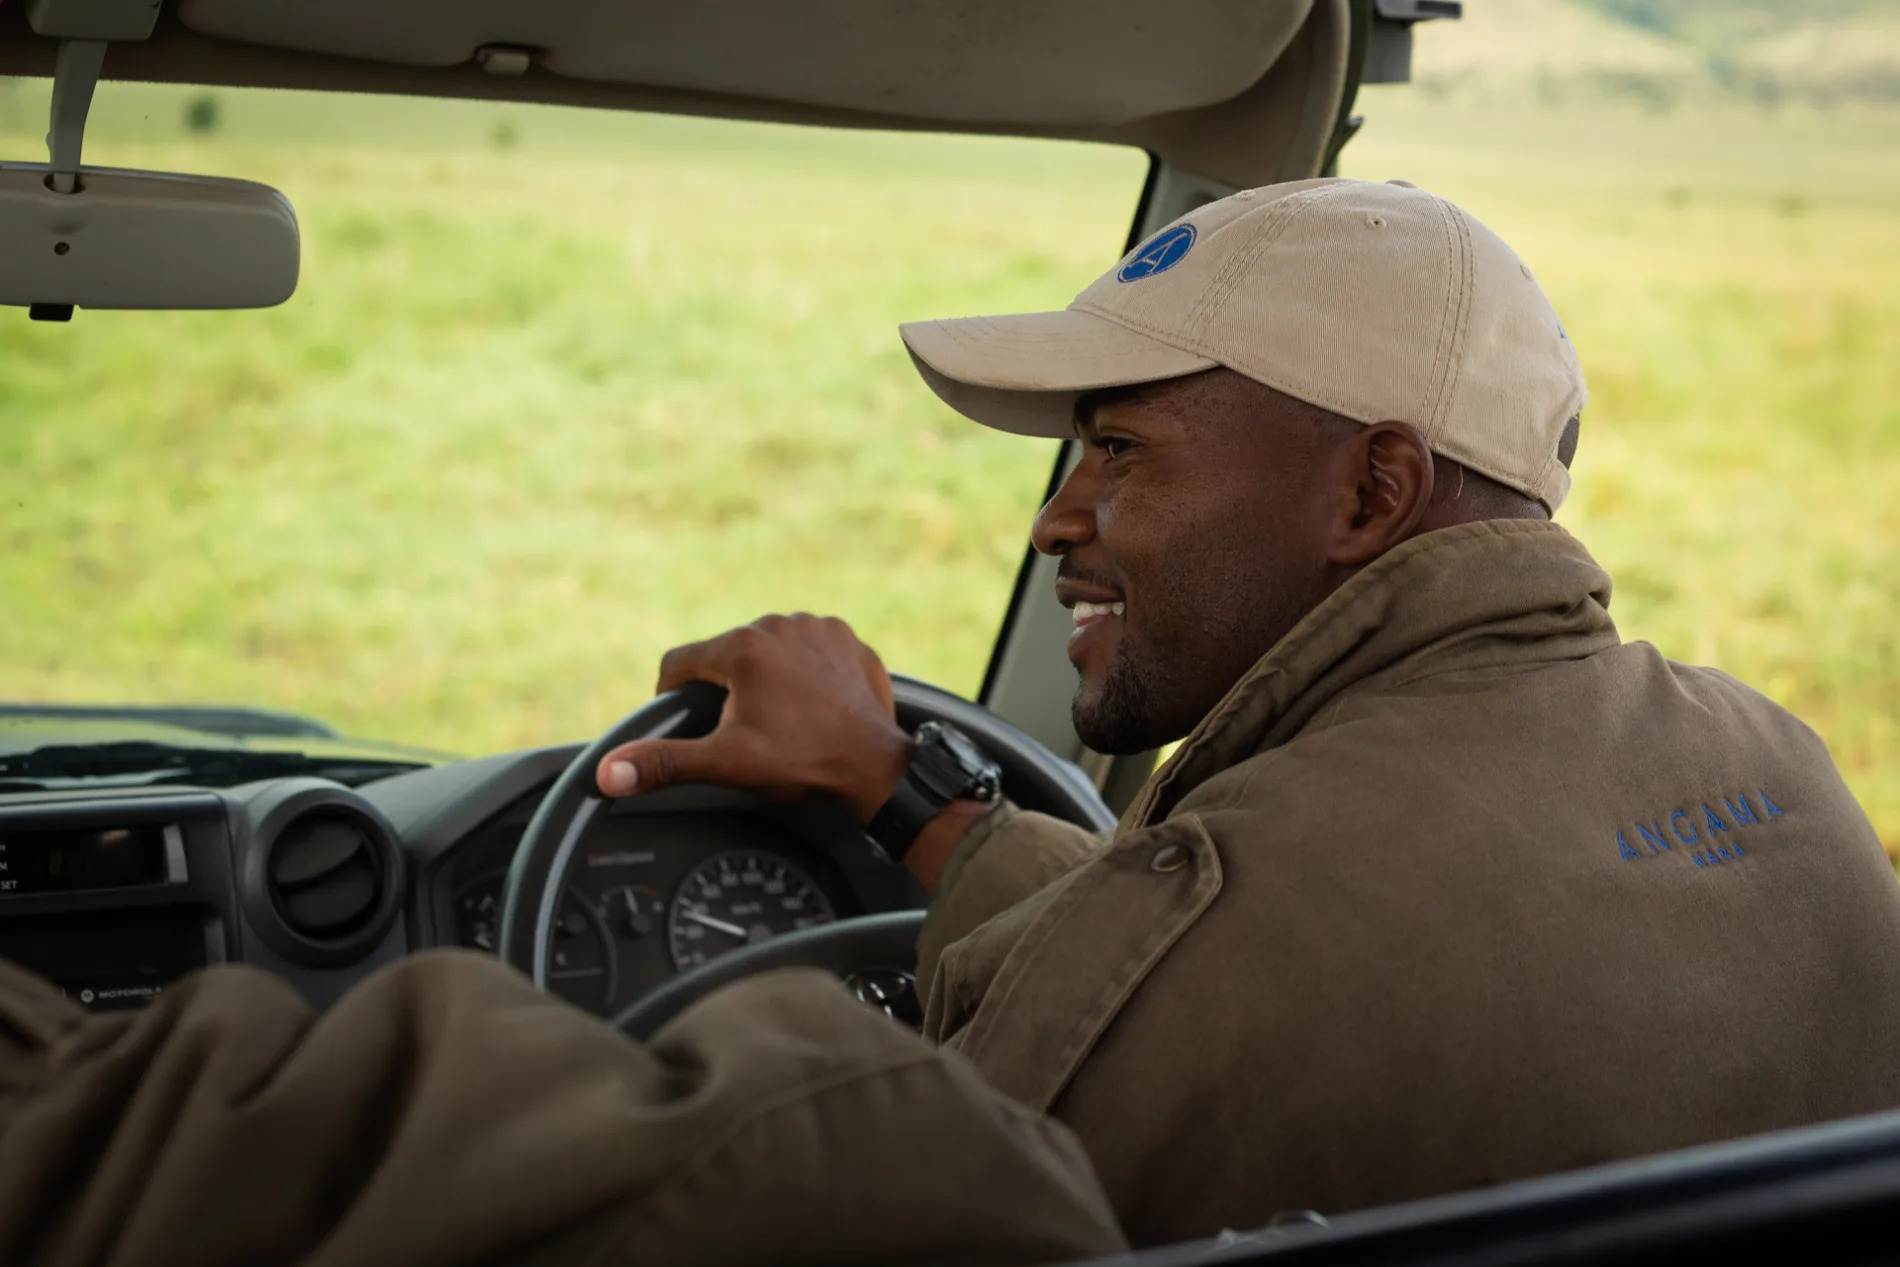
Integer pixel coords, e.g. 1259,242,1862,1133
0,161,301,318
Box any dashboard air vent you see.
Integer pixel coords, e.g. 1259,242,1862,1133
268,812,384,939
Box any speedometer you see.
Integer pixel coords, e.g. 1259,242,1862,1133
667,851,836,970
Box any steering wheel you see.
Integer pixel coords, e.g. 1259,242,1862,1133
497,675,1116,1040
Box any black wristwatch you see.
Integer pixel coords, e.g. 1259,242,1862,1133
866,721,1002,862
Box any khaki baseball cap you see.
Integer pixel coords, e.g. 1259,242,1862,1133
899,177,1587,510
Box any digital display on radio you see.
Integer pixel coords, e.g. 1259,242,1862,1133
0,825,173,894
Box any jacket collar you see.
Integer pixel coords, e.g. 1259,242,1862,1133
1124,519,1619,830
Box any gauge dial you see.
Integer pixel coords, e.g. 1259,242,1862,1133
452,872,616,1012
667,851,836,971
452,872,509,955
601,884,664,941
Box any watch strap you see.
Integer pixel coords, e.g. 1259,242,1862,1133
866,722,999,862
865,768,949,863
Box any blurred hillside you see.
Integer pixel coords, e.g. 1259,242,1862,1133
1414,0,1900,106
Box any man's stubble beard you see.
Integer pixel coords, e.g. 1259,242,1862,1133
1071,642,1165,756
1071,589,1311,757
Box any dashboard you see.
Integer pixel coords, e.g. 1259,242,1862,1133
0,741,926,1021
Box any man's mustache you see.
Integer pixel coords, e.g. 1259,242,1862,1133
1056,558,1123,594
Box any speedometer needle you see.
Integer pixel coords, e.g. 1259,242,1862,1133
680,908,749,939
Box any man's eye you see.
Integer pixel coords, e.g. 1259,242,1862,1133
1098,436,1135,459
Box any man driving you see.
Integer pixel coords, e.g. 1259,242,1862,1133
589,176,1900,1240
5,178,1899,1264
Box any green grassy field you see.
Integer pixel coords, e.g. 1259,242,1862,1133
1,75,1897,851
0,83,1143,750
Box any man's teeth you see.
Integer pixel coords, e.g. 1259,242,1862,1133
1072,601,1126,625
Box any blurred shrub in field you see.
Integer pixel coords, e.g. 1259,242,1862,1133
184,93,220,135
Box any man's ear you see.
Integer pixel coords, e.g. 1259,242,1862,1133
1326,422,1435,567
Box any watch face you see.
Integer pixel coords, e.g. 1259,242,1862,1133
937,724,986,768
929,723,1002,799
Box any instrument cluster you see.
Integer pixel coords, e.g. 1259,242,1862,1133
438,794,860,1017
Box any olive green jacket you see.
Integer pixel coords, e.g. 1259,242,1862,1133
0,957,1123,1266
920,518,1900,1247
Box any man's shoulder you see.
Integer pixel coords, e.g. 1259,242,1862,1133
1169,635,1847,842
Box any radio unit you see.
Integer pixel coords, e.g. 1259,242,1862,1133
0,823,186,896
0,794,231,1012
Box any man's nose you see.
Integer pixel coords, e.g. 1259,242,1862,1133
1031,460,1097,557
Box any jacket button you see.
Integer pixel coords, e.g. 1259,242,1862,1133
1150,844,1189,873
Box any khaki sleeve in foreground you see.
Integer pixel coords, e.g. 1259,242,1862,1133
918,804,1105,994
0,951,1125,1267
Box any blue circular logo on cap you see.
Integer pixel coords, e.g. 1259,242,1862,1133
1117,223,1197,282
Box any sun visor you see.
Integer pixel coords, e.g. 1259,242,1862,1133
0,0,1353,194
175,0,1313,127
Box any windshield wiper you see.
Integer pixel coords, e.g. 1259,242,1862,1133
0,742,429,791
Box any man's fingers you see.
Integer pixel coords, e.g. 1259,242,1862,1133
653,637,737,695
597,735,739,798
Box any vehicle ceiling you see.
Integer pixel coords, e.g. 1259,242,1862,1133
0,0,1351,190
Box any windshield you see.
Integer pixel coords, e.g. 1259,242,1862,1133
0,65,1896,862
0,81,1144,761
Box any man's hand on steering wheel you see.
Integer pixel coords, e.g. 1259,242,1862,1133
593,615,995,892
500,620,1110,1012
596,614,911,820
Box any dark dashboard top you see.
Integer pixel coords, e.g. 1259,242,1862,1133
0,707,452,794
